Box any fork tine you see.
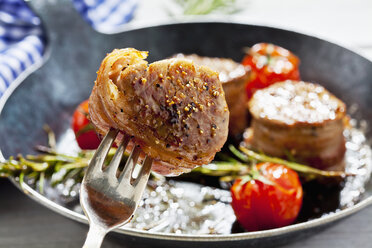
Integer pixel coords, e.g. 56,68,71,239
132,156,153,203
133,156,153,187
104,134,131,177
86,128,118,176
118,145,141,184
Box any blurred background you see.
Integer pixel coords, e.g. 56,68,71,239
135,0,372,60
1,0,371,97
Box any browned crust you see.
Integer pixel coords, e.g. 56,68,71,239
172,53,251,137
248,80,346,127
247,80,346,171
89,48,229,176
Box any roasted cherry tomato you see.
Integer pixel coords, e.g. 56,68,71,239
71,100,101,150
242,43,300,99
230,162,303,231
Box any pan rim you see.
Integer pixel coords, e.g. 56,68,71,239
1,20,372,242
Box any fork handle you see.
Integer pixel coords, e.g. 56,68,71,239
83,225,107,248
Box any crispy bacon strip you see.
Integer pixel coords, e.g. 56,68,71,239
89,48,229,176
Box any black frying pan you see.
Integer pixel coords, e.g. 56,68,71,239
0,0,371,247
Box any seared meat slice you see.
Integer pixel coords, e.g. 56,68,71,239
89,48,229,176
172,54,251,138
246,80,346,171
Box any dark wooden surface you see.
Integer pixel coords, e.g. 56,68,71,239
0,178,371,248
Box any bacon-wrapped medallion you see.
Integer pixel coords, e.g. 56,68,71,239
246,80,346,171
89,48,229,176
171,54,251,138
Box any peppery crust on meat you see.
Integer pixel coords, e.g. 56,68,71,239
172,54,251,138
248,80,346,126
246,80,346,171
89,48,229,176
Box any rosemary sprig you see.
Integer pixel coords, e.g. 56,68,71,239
190,145,353,181
192,161,249,177
1,124,116,192
173,0,241,15
0,147,118,192
43,125,56,151
0,123,353,195
237,146,352,178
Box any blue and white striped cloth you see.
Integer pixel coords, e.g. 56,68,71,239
72,0,138,33
0,0,45,96
0,0,137,98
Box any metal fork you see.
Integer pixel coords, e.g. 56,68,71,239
80,129,153,248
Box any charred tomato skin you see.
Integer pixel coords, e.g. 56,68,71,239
242,43,300,99
72,100,101,150
230,162,303,231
